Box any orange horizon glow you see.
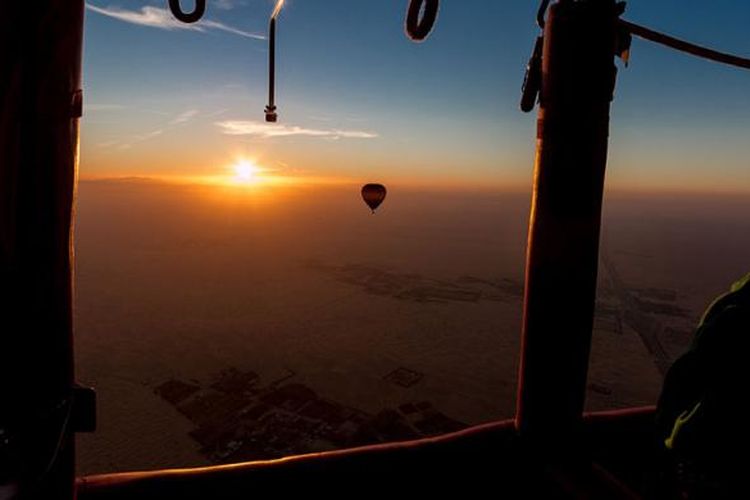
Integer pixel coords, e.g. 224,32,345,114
75,166,363,192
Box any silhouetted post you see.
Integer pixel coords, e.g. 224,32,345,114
516,0,619,452
265,17,278,122
0,1,84,498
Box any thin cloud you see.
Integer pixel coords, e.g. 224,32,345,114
98,109,198,150
87,103,125,112
206,108,230,118
215,0,246,11
216,120,379,140
96,140,121,149
86,4,265,40
170,109,199,125
201,19,265,39
132,129,164,142
104,129,164,150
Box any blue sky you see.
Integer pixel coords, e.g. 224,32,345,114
81,0,750,191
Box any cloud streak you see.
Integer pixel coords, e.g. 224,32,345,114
87,103,125,112
99,110,199,150
86,4,265,40
170,109,199,125
216,121,379,140
214,0,245,11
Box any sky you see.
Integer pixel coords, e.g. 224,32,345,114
81,0,750,191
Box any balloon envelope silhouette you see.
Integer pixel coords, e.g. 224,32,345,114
361,184,387,213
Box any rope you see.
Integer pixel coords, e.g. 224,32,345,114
0,395,74,489
621,19,750,70
405,0,440,42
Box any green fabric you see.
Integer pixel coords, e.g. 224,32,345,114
697,272,750,329
657,272,750,458
664,401,702,450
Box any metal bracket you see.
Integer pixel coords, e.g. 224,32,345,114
72,385,96,433
71,90,83,118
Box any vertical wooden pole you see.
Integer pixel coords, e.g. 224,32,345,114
0,1,84,498
516,0,619,452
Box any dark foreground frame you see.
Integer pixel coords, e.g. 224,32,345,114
2,1,664,498
78,408,654,499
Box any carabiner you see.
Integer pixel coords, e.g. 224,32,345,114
168,0,206,24
520,36,544,112
405,0,440,42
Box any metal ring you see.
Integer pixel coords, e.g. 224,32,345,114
405,0,440,42
168,0,206,24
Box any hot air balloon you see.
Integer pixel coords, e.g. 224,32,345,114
361,184,387,214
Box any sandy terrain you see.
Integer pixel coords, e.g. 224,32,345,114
73,180,750,475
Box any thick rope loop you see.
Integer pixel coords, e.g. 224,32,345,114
168,0,206,24
405,0,439,42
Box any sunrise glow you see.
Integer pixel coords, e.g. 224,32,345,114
232,159,263,185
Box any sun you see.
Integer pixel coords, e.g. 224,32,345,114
232,159,262,184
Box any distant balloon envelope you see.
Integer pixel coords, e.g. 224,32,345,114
361,184,387,213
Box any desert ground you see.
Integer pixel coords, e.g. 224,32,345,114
74,179,750,475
